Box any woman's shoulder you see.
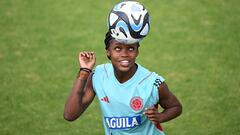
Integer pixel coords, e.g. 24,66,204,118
137,63,165,82
94,63,112,72
93,63,112,78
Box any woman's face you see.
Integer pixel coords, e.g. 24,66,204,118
107,39,139,73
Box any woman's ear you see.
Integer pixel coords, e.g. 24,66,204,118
106,49,111,60
106,49,110,57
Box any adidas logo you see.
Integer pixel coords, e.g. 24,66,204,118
101,96,109,103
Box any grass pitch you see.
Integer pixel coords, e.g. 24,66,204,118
0,0,239,134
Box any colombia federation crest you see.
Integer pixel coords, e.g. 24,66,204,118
130,96,143,111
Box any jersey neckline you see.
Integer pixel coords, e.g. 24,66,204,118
111,63,141,87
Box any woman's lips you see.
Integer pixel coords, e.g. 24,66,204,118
120,60,130,67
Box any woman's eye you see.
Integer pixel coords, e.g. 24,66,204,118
129,47,134,51
115,47,121,51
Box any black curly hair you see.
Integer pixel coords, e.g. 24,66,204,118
104,31,113,50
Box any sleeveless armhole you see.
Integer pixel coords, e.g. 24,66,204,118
152,73,165,102
92,64,110,93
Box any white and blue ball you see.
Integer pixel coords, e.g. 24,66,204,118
108,1,150,44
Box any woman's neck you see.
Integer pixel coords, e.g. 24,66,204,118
114,63,138,83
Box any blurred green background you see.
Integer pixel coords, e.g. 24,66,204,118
0,0,239,134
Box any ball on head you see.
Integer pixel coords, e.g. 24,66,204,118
108,1,150,44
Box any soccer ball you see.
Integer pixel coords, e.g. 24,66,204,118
108,1,150,44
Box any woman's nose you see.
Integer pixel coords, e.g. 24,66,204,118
121,48,129,57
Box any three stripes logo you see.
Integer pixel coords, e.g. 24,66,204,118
154,79,163,89
101,96,109,103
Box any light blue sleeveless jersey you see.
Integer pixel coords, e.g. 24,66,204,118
92,63,165,135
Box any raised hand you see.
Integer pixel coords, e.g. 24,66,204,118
79,51,96,70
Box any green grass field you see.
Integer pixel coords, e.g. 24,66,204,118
0,0,239,134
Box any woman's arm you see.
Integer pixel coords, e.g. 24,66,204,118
157,82,182,122
64,52,96,121
144,82,182,124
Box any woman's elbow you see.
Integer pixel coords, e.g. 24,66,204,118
177,103,183,116
63,113,78,122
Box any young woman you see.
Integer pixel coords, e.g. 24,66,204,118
64,32,182,135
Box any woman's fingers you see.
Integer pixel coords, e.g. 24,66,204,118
144,107,160,124
80,52,93,59
144,107,157,114
79,51,96,69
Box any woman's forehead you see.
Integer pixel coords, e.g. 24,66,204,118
109,39,138,46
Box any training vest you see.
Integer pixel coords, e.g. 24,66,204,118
92,63,165,135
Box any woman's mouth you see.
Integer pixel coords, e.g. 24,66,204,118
120,60,130,67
